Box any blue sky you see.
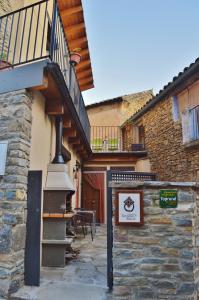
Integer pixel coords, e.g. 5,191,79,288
82,0,199,105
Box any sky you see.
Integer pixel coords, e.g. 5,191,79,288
81,0,199,105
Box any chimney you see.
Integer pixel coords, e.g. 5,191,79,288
45,115,75,193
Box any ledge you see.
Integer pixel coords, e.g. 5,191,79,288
184,139,199,149
43,213,74,219
109,181,199,188
42,238,73,245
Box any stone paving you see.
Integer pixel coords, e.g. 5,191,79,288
11,225,112,300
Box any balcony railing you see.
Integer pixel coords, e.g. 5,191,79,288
111,171,157,182
0,0,90,143
91,126,145,152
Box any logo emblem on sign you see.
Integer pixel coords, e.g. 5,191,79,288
124,196,134,212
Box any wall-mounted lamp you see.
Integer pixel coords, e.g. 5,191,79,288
69,49,82,93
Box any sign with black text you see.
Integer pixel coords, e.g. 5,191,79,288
0,141,8,176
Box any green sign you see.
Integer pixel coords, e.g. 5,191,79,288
159,190,178,208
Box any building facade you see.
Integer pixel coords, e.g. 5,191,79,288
0,0,94,297
122,58,199,181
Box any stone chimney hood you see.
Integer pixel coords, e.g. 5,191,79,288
44,164,75,193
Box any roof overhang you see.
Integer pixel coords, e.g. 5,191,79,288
58,0,94,92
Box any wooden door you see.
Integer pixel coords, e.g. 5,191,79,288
82,176,101,223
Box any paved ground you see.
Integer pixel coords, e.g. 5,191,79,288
11,225,111,300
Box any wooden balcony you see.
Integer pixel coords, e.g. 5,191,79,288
0,0,91,157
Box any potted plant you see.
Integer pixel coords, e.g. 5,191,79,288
70,48,82,66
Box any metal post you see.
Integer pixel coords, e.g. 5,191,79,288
69,62,74,96
107,170,113,290
50,0,58,61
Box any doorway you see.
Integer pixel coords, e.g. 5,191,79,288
82,172,105,224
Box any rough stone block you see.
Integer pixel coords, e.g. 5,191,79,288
0,268,10,279
2,214,17,226
0,225,11,254
148,217,172,224
178,191,193,202
114,276,148,286
177,283,195,295
152,280,176,289
173,218,192,227
12,225,26,251
128,236,160,245
181,261,194,272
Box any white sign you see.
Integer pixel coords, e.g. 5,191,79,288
0,141,8,176
116,191,143,225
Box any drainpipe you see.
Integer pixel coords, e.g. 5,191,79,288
52,115,64,164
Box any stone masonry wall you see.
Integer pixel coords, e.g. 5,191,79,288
0,90,32,298
138,97,199,181
110,181,199,300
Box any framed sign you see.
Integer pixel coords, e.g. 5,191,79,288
0,141,8,176
115,190,144,226
160,190,178,208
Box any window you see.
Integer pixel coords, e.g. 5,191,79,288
182,105,199,143
172,95,180,122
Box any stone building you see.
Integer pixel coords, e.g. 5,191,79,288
122,57,199,181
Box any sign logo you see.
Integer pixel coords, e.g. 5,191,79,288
124,196,134,212
160,190,178,208
116,191,144,226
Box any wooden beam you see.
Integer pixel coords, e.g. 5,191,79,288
63,119,72,129
68,137,81,145
76,60,91,71
45,102,64,115
63,128,77,138
74,145,84,151
65,23,85,34
68,37,87,50
78,49,89,57
79,77,93,86
78,149,87,156
77,69,92,80
32,75,48,91
60,5,83,17
80,83,94,92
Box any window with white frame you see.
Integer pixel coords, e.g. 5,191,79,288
182,105,199,143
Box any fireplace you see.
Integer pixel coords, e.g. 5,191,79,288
42,116,76,267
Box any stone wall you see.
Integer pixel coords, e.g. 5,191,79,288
0,90,32,298
110,181,199,300
132,96,199,181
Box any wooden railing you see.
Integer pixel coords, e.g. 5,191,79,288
91,126,145,152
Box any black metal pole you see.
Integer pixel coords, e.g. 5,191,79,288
52,115,64,164
107,170,113,290
69,62,75,96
